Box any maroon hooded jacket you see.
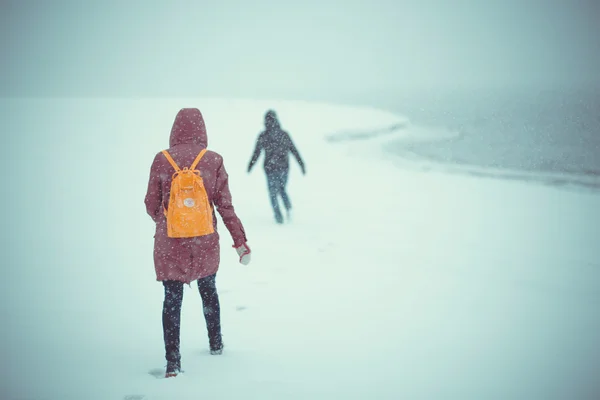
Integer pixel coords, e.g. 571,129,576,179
145,108,247,283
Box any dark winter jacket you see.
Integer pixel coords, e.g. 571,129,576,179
145,108,247,283
248,111,305,174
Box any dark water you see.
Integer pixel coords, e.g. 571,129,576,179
361,86,600,178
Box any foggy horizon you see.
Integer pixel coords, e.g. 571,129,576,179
2,0,600,99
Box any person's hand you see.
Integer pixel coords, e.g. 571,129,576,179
234,243,251,265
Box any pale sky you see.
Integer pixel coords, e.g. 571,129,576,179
2,0,599,97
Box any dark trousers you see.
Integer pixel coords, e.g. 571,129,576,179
266,170,291,223
162,274,222,364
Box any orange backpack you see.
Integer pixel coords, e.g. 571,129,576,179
162,149,214,238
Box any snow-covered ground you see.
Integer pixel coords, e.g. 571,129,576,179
2,98,599,400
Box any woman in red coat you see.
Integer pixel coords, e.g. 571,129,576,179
145,108,251,378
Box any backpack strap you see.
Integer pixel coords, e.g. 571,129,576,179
162,150,180,172
190,149,208,170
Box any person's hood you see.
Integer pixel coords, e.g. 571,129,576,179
264,109,281,131
169,108,207,147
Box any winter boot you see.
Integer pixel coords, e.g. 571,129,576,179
274,211,284,224
165,360,181,378
210,343,224,355
209,334,224,355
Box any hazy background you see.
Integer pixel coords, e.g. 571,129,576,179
2,0,599,99
1,0,599,178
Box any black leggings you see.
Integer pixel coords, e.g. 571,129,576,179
162,274,222,363
266,170,291,223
